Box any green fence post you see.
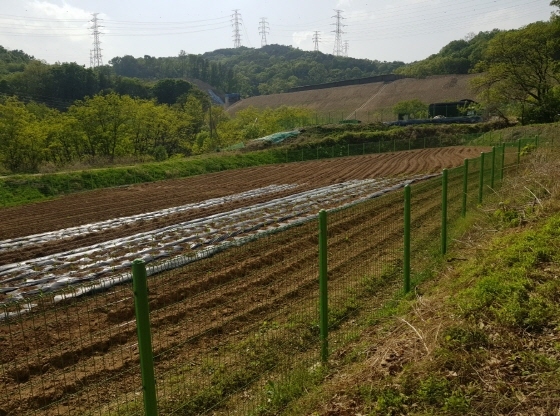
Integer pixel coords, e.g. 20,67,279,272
517,139,522,167
500,142,505,181
318,210,329,363
441,169,448,255
362,142,365,155
478,152,485,204
301,149,304,162
403,185,411,294
490,146,496,190
132,259,158,416
535,135,539,148
378,140,381,153
462,159,469,218
347,144,350,156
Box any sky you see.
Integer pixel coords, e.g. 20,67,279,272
0,0,554,67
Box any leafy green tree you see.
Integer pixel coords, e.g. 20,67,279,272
128,99,178,155
48,62,98,102
396,30,500,77
0,97,46,172
392,99,429,119
44,113,87,165
472,21,560,123
114,76,151,99
152,79,193,105
69,93,134,160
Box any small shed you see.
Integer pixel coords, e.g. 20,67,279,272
429,99,477,118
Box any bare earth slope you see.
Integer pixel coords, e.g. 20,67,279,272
227,74,478,121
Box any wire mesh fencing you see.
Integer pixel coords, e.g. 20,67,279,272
0,135,546,415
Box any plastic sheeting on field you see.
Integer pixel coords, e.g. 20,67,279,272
250,130,300,145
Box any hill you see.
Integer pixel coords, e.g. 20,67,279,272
201,44,405,96
227,74,478,122
395,29,501,77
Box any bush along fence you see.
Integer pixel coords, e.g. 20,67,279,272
0,136,545,416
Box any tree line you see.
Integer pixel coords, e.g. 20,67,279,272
0,44,405,109
0,92,312,174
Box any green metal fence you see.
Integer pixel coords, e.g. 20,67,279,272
0,135,548,415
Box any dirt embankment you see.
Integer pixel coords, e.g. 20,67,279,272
227,74,478,120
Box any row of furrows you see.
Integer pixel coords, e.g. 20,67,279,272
0,147,485,240
0,181,432,372
79,200,416,413
0,186,308,265
0,150,486,412
0,162,320,236
0,184,301,252
0,177,441,378
0,179,447,414
1,179,411,298
0,168,265,216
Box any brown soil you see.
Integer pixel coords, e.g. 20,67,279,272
0,147,486,415
227,74,478,121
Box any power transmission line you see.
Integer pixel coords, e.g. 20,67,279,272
231,9,242,48
312,31,321,51
259,17,270,47
90,13,103,68
331,9,346,56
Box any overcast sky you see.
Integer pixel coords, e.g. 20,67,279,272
0,0,553,67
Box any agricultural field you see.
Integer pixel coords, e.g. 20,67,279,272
0,146,487,414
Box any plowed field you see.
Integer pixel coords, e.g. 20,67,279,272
0,147,487,415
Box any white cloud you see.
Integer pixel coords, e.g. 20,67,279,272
27,1,98,42
30,0,92,20
292,30,313,46
336,0,352,8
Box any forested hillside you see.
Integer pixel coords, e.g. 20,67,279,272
201,44,404,96
394,30,501,77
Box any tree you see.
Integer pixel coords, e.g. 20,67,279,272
393,99,429,119
69,93,134,160
0,97,46,172
472,21,560,123
152,79,192,105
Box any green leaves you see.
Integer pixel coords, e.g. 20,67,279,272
0,97,47,172
472,21,560,123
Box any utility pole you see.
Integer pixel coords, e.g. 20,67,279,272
343,40,349,57
90,13,103,68
312,31,321,52
331,9,345,56
259,17,269,47
232,10,242,48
